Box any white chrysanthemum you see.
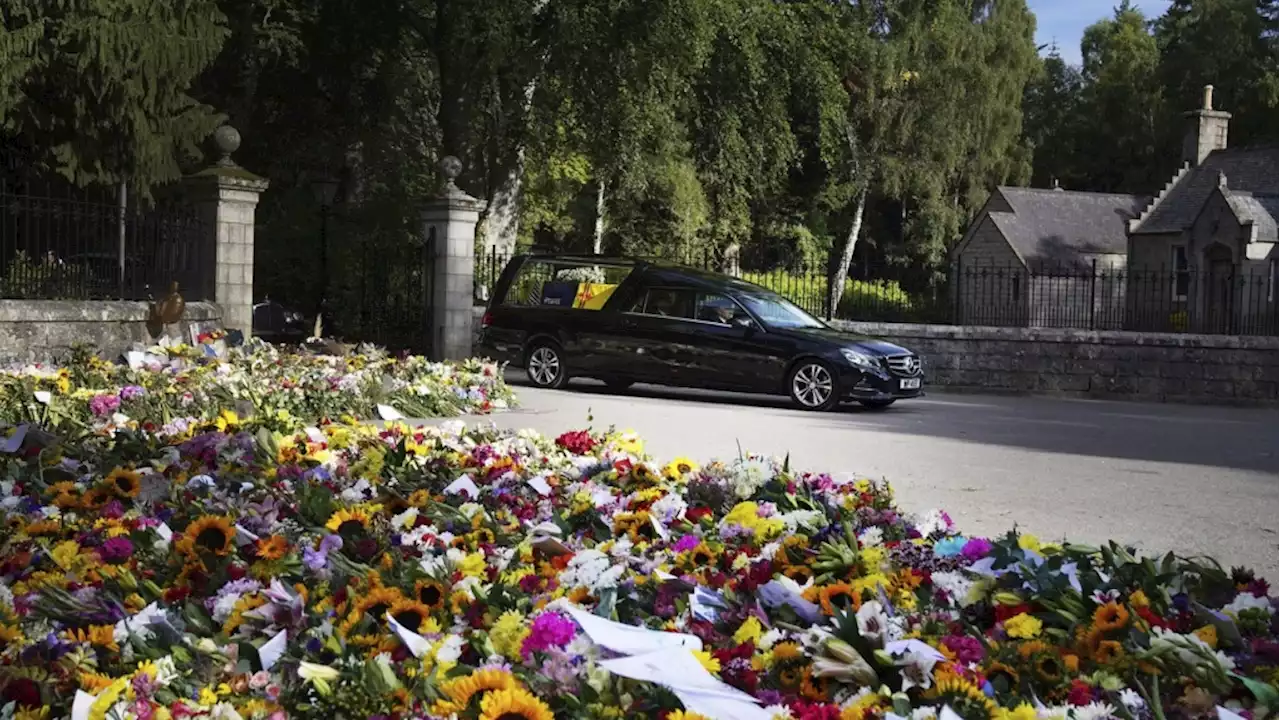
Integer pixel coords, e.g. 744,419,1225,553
780,509,826,533
1117,688,1145,711
649,492,688,523
858,527,884,547
1069,702,1117,720
930,571,975,606
916,509,953,538
1223,592,1274,616
211,593,245,623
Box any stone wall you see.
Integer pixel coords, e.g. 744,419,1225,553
0,300,223,363
834,321,1278,406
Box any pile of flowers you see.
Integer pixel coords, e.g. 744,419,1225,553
0,341,512,433
0,418,1273,720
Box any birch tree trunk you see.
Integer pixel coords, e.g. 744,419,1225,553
827,188,866,319
480,0,551,256
592,178,606,254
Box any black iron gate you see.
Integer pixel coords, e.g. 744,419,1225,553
336,238,434,356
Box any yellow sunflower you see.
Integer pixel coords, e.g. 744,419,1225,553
339,587,404,637
325,508,371,535
64,625,119,652
663,457,700,480
477,687,555,720
387,599,437,634
415,579,448,611
176,516,236,558
79,486,112,511
433,669,519,714
104,468,142,498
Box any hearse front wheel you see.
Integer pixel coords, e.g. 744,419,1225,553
526,341,569,389
788,360,839,412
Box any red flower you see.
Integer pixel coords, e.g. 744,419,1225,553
554,430,596,454
994,603,1033,623
686,507,713,523
227,563,247,581
1136,606,1167,629
1,678,40,708
1067,680,1095,706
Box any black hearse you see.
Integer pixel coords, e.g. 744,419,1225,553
475,254,925,411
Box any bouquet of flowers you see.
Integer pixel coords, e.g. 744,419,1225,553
0,419,1272,720
0,342,513,434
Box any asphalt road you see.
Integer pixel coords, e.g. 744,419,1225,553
440,374,1279,581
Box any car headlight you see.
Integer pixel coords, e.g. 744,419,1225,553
840,348,880,371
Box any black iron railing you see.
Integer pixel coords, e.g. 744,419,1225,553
475,247,1278,337
0,155,210,301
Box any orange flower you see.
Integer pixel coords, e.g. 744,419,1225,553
1094,640,1125,664
255,535,289,561
817,583,862,615
1092,602,1130,632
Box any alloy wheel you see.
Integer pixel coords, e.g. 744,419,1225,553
527,346,562,387
791,363,834,409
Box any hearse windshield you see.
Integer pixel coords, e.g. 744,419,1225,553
737,291,825,330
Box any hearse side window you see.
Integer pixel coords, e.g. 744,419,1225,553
501,259,633,310
628,287,695,319
695,293,749,325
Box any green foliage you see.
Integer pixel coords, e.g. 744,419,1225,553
1,251,92,299
1027,0,1277,194
740,270,917,322
1155,0,1279,148
2,0,229,190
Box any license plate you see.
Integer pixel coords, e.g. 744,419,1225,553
900,378,921,390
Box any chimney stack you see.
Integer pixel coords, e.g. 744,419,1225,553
1182,83,1231,166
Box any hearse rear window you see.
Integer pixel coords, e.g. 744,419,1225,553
502,259,634,310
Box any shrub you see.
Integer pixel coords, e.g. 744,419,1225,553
741,271,917,320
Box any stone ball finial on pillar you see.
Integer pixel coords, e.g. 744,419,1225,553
211,125,243,167
439,155,465,194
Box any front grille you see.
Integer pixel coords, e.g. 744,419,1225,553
885,354,922,377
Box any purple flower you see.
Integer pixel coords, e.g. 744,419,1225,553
673,535,701,553
89,394,121,417
303,534,343,570
100,537,134,563
520,611,577,658
961,537,993,561
119,385,145,401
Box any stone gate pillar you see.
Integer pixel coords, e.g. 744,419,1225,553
422,156,486,361
185,125,269,336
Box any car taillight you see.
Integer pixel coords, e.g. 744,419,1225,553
481,311,493,328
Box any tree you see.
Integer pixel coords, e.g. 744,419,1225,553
2,0,228,190
1023,51,1086,189
1154,0,1278,147
1075,2,1165,193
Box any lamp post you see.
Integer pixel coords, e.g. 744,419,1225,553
310,177,340,334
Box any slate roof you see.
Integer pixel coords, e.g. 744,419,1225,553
1133,145,1279,234
1226,191,1279,243
985,187,1148,263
